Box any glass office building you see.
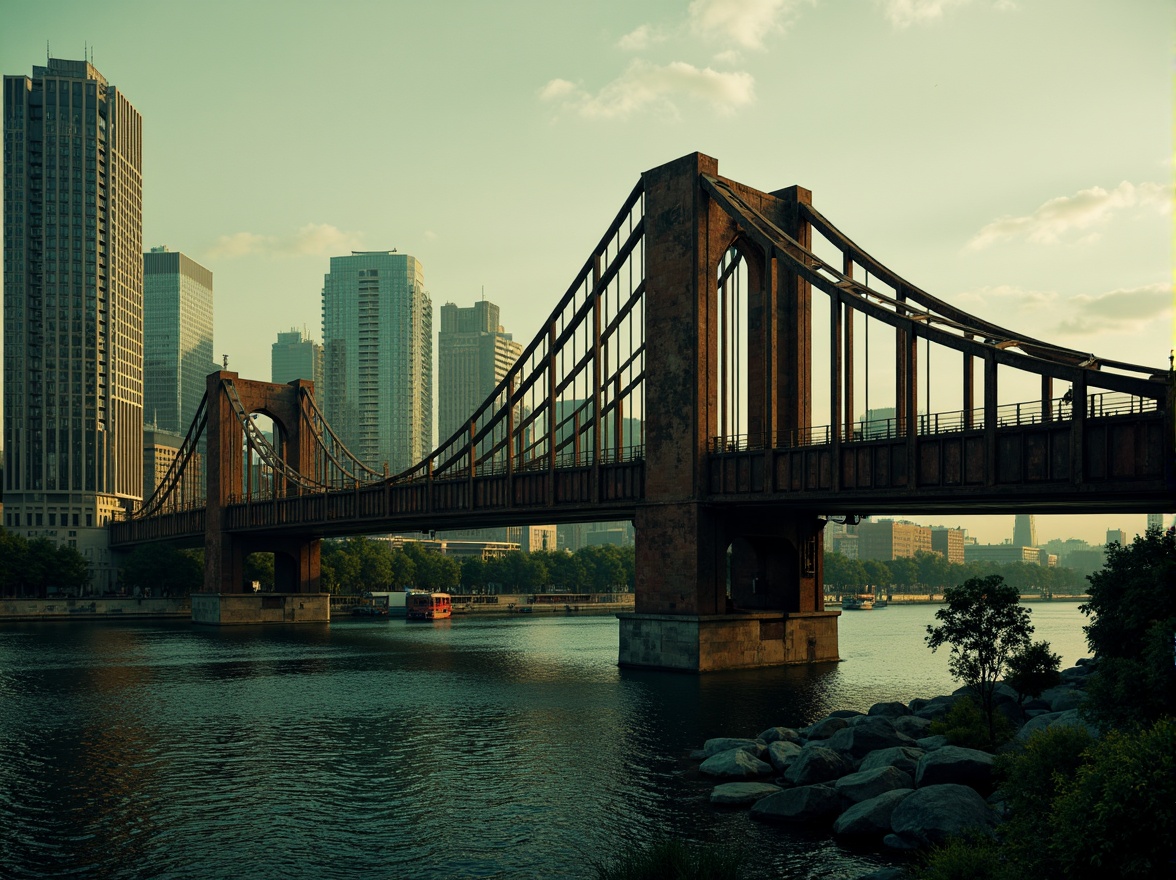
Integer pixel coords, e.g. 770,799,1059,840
143,246,213,436
321,251,432,475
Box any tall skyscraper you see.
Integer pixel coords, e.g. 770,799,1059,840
271,328,323,390
437,299,522,442
3,58,143,590
1013,514,1037,549
143,246,213,435
321,251,432,474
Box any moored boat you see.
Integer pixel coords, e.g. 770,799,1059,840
406,592,453,620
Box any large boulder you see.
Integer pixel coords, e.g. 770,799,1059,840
914,746,994,793
766,739,803,772
1015,708,1099,742
709,781,782,805
888,784,997,847
892,715,933,739
832,788,915,839
750,784,841,824
703,737,763,758
824,716,916,761
859,746,925,777
867,701,912,718
699,748,773,779
833,765,913,807
1038,686,1084,713
802,716,849,740
783,746,854,786
909,695,956,721
757,726,801,745
915,734,950,751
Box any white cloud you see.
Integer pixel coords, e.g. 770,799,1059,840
876,0,972,28
539,60,755,120
207,223,364,259
966,182,1172,251
618,24,666,51
954,282,1172,342
1056,283,1173,337
688,0,809,50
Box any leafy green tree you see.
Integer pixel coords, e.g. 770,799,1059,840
862,559,891,592
243,552,275,590
416,550,460,592
545,550,587,591
915,550,949,592
0,529,29,596
120,543,202,596
460,556,487,592
1005,640,1061,711
926,575,1033,743
886,556,918,595
1081,527,1176,729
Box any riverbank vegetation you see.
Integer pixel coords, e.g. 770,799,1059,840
824,550,1089,599
915,528,1176,879
0,527,92,597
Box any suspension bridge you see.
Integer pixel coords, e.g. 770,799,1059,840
111,153,1174,671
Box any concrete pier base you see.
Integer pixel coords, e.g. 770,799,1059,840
617,611,840,672
191,592,330,625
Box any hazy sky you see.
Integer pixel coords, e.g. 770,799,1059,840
2,0,1172,545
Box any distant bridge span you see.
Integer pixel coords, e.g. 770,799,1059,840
112,153,1174,671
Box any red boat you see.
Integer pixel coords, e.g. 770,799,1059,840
406,592,452,621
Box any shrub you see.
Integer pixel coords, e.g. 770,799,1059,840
1004,640,1061,710
1046,718,1176,879
914,833,1009,880
590,837,747,880
930,696,1014,751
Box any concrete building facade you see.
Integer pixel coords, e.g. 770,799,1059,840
437,299,521,443
857,519,932,561
143,247,213,435
930,527,966,565
3,58,143,590
321,251,432,474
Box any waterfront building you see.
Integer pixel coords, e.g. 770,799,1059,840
1105,528,1127,547
321,251,432,474
965,543,1043,565
271,327,323,390
3,58,143,591
857,519,932,561
143,247,213,435
437,299,522,443
142,425,183,500
1146,513,1164,532
930,527,966,565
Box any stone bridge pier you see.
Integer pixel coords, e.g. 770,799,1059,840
618,153,839,671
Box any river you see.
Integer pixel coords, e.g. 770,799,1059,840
0,602,1091,879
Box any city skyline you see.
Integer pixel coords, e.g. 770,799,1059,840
1,0,1171,545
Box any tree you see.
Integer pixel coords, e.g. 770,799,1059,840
1005,640,1061,712
1081,527,1176,729
120,543,202,596
926,574,1033,743
243,552,275,590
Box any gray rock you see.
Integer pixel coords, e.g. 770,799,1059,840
766,739,803,772
882,833,922,851
832,788,915,839
867,701,911,718
1015,708,1099,742
803,716,849,740
784,745,854,785
892,715,932,738
915,746,994,793
1039,686,1084,712
916,734,950,750
834,765,914,806
750,783,841,823
709,781,782,805
702,737,762,758
859,746,925,777
757,726,801,745
830,709,865,719
825,716,916,761
889,783,997,846
699,747,773,779
910,695,955,720
856,869,908,880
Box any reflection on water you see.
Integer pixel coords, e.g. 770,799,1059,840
0,603,1090,879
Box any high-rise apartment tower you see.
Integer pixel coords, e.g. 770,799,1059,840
321,251,432,473
1013,514,1037,549
3,58,143,590
271,328,323,390
143,246,213,436
437,299,522,442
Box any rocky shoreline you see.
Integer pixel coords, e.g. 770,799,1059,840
692,659,1099,879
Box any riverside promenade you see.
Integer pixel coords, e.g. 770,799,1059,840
0,596,191,621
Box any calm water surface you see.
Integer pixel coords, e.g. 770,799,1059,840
0,602,1091,879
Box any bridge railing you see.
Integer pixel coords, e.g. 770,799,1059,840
709,390,1161,452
